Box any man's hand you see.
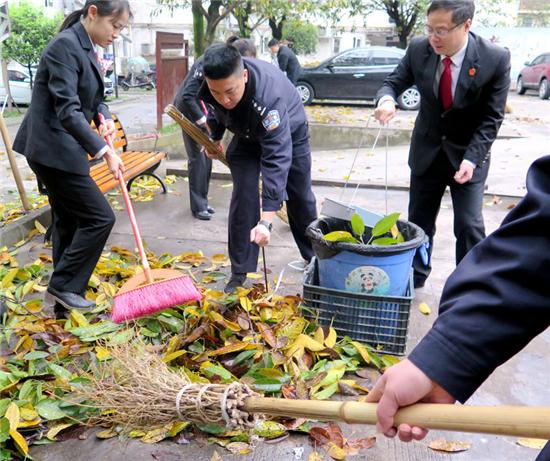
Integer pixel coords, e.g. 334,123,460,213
250,223,271,247
374,100,397,125
365,359,456,442
454,161,475,184
99,118,116,144
104,151,124,179
203,140,223,160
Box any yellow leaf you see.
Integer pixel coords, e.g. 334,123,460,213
17,418,41,428
128,429,147,438
418,302,431,315
209,311,224,323
313,327,324,344
517,438,548,449
285,334,325,358
95,346,111,361
211,254,228,264
5,403,20,431
308,452,324,461
246,272,263,279
70,309,90,328
1,268,19,288
325,442,346,460
34,220,47,234
10,429,29,456
141,427,168,443
428,438,471,453
208,342,253,356
162,350,187,363
47,423,74,441
325,327,337,348
165,335,182,354
352,341,371,364
96,429,118,439
19,407,39,421
239,297,252,312
168,421,190,437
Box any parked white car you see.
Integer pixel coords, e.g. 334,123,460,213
0,69,114,105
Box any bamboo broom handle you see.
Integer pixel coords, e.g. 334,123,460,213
243,398,550,439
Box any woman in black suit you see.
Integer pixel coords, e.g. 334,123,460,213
13,1,131,310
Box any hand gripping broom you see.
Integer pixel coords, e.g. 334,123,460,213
98,114,202,323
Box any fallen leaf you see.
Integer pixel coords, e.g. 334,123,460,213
428,438,471,452
517,438,548,449
418,302,431,315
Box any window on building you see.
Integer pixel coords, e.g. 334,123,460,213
333,38,341,54
353,37,362,48
44,0,54,6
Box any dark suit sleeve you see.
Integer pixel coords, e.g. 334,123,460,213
409,155,550,403
277,50,289,73
463,49,511,166
44,37,106,156
376,41,416,102
259,98,292,211
174,62,205,123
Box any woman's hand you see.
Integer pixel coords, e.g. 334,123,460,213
99,118,116,144
104,150,124,179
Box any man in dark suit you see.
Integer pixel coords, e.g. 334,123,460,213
365,155,550,461
268,39,302,85
375,0,510,288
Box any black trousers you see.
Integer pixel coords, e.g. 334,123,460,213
182,131,212,213
536,442,550,461
226,139,317,274
29,161,115,294
409,153,489,285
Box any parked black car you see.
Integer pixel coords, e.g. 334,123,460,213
296,46,420,110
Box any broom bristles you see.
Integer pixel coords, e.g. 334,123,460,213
112,275,202,323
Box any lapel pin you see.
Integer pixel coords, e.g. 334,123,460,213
468,67,476,77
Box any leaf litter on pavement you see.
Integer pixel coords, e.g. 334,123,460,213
0,186,396,459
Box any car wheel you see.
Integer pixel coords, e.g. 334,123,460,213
516,76,526,95
539,79,550,100
296,82,314,105
397,87,421,110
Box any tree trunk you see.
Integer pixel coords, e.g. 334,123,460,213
192,0,205,57
26,64,34,89
205,0,222,47
268,16,285,40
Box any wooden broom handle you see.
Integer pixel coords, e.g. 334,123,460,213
99,114,153,283
243,398,550,439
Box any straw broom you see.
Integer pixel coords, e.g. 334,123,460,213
76,343,550,439
164,104,290,225
98,115,202,323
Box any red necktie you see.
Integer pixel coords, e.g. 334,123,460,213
439,57,453,110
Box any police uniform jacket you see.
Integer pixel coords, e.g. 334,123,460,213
174,56,206,122
409,155,550,403
198,58,309,212
13,21,110,176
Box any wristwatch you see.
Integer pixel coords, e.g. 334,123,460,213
258,220,273,232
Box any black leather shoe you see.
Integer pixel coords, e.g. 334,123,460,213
207,206,215,214
193,210,211,220
224,273,247,294
46,287,96,310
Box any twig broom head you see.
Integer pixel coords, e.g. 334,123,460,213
74,341,262,431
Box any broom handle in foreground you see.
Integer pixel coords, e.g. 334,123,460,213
99,115,153,284
243,398,550,439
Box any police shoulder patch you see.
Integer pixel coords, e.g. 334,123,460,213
262,110,281,131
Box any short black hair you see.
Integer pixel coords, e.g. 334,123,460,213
267,38,279,48
232,38,257,58
427,0,475,23
225,35,240,45
203,44,244,80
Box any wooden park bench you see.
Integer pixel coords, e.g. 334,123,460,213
89,114,167,194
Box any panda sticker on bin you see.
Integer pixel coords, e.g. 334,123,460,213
345,266,391,296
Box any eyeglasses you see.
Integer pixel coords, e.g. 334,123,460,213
424,22,464,38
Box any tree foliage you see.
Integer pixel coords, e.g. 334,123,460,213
2,1,61,86
282,19,318,55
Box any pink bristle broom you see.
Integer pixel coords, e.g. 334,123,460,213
98,114,202,323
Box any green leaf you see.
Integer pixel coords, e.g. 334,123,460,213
372,212,400,238
251,378,283,393
0,399,11,417
372,237,398,246
232,350,257,366
35,399,66,421
350,213,365,238
196,423,226,435
48,364,73,381
202,365,233,382
157,315,185,333
0,418,9,443
23,351,50,360
322,231,359,244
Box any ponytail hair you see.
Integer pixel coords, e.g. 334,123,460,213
60,0,132,32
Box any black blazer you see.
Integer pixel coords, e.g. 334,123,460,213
377,32,510,175
277,46,302,85
13,22,110,176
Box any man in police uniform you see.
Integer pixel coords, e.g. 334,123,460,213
199,44,317,293
174,56,214,220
